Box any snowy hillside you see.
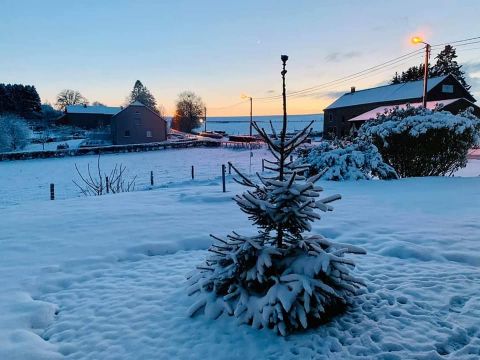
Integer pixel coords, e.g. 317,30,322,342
0,152,479,358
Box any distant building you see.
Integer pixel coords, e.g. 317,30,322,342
323,74,479,138
57,105,122,129
111,101,167,145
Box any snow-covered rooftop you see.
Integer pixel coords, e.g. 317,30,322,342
66,105,122,115
348,98,464,122
130,101,146,107
325,75,449,110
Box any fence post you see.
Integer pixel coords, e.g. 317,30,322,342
106,176,109,193
191,165,195,180
150,171,154,186
228,162,232,175
262,158,265,172
222,164,226,192
50,183,55,200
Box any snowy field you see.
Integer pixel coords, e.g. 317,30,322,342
0,147,271,207
197,114,324,135
0,149,479,359
22,139,84,153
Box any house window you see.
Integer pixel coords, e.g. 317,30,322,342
146,130,152,138
442,84,454,93
124,130,130,137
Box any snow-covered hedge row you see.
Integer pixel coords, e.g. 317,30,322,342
298,140,398,181
0,114,30,152
360,106,480,177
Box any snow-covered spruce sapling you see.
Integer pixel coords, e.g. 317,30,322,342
187,119,366,335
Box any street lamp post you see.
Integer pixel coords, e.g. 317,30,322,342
412,36,431,108
204,106,207,132
241,94,253,137
249,97,253,137
280,54,288,181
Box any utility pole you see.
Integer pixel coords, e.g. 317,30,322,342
422,43,431,107
204,106,207,132
412,36,431,108
249,97,253,137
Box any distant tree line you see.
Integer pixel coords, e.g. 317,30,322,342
390,45,471,92
0,84,41,119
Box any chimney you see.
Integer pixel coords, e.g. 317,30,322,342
351,86,356,94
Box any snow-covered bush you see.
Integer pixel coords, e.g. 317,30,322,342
298,139,398,180
360,105,480,177
188,117,366,336
0,114,31,152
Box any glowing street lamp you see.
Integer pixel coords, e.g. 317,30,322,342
241,94,253,136
411,36,431,107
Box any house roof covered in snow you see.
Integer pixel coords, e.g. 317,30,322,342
65,105,122,115
325,75,452,110
130,101,146,106
347,98,471,122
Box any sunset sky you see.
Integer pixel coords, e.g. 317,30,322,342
1,0,479,116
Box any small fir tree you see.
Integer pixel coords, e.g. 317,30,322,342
188,57,366,336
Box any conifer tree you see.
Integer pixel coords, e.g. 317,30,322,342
128,80,158,111
389,45,471,90
188,56,366,336
431,45,471,90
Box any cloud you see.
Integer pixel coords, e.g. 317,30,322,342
463,61,480,75
266,90,275,94
463,61,480,97
325,51,362,63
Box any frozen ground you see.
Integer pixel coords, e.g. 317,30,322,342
0,147,271,207
0,147,478,207
23,139,84,153
0,153,479,359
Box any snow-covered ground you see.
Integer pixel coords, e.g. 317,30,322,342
0,149,479,359
22,139,84,153
0,147,271,207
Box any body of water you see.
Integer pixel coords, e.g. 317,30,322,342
194,114,324,135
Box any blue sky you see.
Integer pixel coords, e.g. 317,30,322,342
1,0,479,115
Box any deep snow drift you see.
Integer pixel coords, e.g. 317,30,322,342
0,148,479,359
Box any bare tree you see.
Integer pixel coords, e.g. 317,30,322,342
56,89,88,111
171,91,204,133
73,155,136,196
0,114,30,152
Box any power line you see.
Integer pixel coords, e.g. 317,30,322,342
255,53,425,104
431,36,480,48
253,49,424,100
255,51,424,102
252,35,480,102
